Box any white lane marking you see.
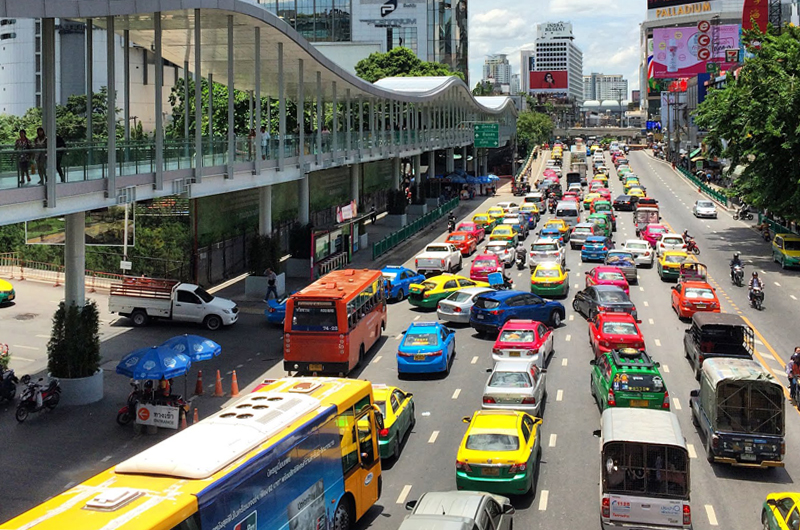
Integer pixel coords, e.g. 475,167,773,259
654,339,662,347
761,353,775,361
452,388,461,400
792,295,798,300
373,356,382,364
35,334,49,338
538,490,549,511
565,334,572,342
687,443,697,459
705,505,718,526
562,358,568,366
775,282,781,287
12,345,39,350
557,389,564,401
643,301,649,307
429,431,439,444
755,339,764,345
648,318,655,325
397,485,413,504
639,286,644,291
518,273,523,277
574,283,579,288
569,314,574,321
672,398,682,410
471,356,479,364
662,364,669,373
549,433,557,447
414,315,420,321
101,455,113,462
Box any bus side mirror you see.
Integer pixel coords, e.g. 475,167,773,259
589,359,596,366
690,389,700,398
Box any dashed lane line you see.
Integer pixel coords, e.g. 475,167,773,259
565,334,572,342
654,339,662,347
775,282,782,287
639,286,644,292
556,389,564,401
471,356,479,364
672,398,682,410
648,318,655,325
662,364,669,372
687,443,697,459
452,388,461,400
395,333,403,340
706,505,719,526
562,358,568,367
397,485,413,504
569,314,574,321
792,295,798,300
549,434,557,447
643,301,649,307
413,315,420,321
538,490,549,511
429,431,439,444
373,356,382,364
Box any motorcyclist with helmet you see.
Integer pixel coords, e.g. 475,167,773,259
730,252,743,282
515,241,527,268
748,271,764,304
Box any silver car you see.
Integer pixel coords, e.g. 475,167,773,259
437,287,495,323
692,199,718,218
622,239,655,267
569,222,596,250
529,238,566,268
482,360,546,416
604,250,638,284
485,241,516,266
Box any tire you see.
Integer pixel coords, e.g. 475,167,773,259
572,299,580,312
691,408,699,428
358,344,366,368
204,315,223,331
458,257,463,270
393,438,401,460
692,247,701,256
550,311,562,328
781,256,787,270
131,309,148,327
117,409,133,426
705,439,715,464
45,391,60,410
15,406,28,423
333,498,354,530
396,289,405,302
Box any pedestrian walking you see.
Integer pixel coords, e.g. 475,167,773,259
55,133,66,182
263,267,278,301
33,127,47,184
260,125,271,160
14,129,31,186
369,205,377,224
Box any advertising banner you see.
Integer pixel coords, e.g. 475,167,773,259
529,71,568,91
742,0,768,32
336,201,358,223
136,403,180,429
652,25,740,79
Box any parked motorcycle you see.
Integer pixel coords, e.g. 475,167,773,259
0,367,18,403
117,381,152,426
733,205,754,221
750,285,765,311
685,239,700,255
15,376,61,423
731,264,744,287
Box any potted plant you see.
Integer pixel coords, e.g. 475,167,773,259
286,222,314,278
245,233,285,300
385,189,408,227
46,301,104,406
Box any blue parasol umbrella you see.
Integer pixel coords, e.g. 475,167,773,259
478,176,492,184
465,176,479,184
116,346,192,380
160,335,221,362
488,174,500,181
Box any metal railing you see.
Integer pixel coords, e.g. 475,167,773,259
758,214,799,236
372,197,459,260
0,252,127,291
676,166,729,207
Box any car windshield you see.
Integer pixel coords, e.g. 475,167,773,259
403,332,438,347
603,322,638,335
665,255,685,264
535,268,560,278
598,272,625,281
649,227,667,235
465,434,520,452
598,290,628,303
489,371,532,388
498,329,535,342
533,243,558,251
446,291,474,303
487,245,509,253
473,259,498,268
662,237,683,245
784,239,800,251
495,227,511,233
685,288,715,299
448,234,466,241
502,220,519,226
382,272,398,280
626,242,648,250
195,287,214,303
427,245,449,252
607,255,634,265
456,224,473,231
475,216,489,222
697,201,714,208
616,373,664,393
574,228,592,235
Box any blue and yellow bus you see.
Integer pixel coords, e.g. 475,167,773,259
1,378,382,530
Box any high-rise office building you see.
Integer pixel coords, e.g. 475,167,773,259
520,21,583,102
482,54,511,85
583,73,628,102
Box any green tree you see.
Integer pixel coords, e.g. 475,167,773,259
355,47,465,83
516,111,554,155
472,81,494,96
694,25,800,220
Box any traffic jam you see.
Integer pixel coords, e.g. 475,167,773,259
350,139,795,530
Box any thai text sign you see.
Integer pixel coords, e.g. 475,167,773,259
136,403,180,429
474,123,499,148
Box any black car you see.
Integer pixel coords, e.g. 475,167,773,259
572,285,637,320
613,195,637,211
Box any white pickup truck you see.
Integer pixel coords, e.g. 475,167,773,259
414,243,463,276
109,278,239,330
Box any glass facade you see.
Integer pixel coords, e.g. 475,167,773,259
426,0,467,80
260,0,351,42
391,27,418,55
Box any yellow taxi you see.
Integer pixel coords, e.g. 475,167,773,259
0,278,15,304
762,492,800,530
455,410,542,495
490,225,519,244
372,384,415,460
472,213,497,232
628,187,646,199
583,192,601,210
772,233,800,269
543,219,570,238
657,250,689,281
520,202,540,217
487,207,506,221
623,179,641,194
592,174,609,186
530,262,569,298
408,273,491,309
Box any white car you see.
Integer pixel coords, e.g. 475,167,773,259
622,239,655,267
495,201,520,214
656,233,687,256
529,238,566,268
485,241,515,266
692,199,718,218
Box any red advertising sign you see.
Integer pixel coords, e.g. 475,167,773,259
742,0,768,32
529,71,569,91
697,20,711,33
697,34,711,47
652,25,741,79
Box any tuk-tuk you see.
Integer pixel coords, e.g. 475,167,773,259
599,408,691,530
635,207,660,236
678,261,707,283
690,358,784,467
684,312,755,380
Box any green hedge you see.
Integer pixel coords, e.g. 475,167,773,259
372,198,459,260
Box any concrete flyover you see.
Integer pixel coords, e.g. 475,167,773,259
553,127,642,139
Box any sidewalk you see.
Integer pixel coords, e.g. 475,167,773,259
644,150,732,211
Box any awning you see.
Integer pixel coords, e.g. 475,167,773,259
689,148,702,158
691,156,705,162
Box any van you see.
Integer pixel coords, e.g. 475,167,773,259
599,408,691,530
524,192,545,211
555,201,580,228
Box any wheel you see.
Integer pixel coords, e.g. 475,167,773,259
117,409,133,426
15,406,28,423
781,256,787,270
393,437,401,460
396,289,405,302
572,299,580,312
130,310,148,327
358,344,366,367
204,315,223,331
333,498,354,530
44,391,59,410
691,408,699,428
550,311,562,328
705,438,715,463
458,257,463,270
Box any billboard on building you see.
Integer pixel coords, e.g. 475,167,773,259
529,71,568,92
651,25,740,79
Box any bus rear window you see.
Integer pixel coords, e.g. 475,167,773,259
291,301,339,331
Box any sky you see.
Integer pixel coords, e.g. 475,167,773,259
467,0,648,96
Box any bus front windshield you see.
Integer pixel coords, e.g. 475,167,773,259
602,442,689,499
291,301,339,331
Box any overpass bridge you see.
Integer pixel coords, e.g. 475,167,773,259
0,0,517,306
553,127,643,140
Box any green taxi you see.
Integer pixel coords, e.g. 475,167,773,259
772,233,800,270
0,279,15,305
373,384,415,460
590,348,669,411
587,213,612,237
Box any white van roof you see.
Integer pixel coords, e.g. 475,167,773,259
601,409,686,448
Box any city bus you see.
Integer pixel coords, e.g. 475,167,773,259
1,377,383,530
284,269,387,375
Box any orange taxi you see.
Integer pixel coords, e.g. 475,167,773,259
671,280,721,319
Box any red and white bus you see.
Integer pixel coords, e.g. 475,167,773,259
284,269,387,374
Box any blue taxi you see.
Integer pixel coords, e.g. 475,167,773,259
581,235,614,262
381,266,425,302
397,321,456,375
539,226,565,245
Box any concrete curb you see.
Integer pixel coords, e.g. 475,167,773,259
644,151,732,212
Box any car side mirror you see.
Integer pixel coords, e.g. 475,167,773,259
502,503,516,515
671,286,678,291
405,500,418,511
589,359,596,365
636,319,642,324
486,368,493,373
565,268,571,272
654,361,660,367
592,429,602,438
690,389,700,398
462,416,471,423
766,499,777,507
684,328,691,334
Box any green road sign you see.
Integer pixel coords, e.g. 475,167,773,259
706,62,720,74
474,123,499,148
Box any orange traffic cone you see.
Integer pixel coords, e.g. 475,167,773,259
213,370,224,397
194,370,204,396
230,370,240,397
193,408,199,425
179,408,188,430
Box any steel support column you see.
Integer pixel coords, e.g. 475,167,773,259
346,89,352,158
226,15,235,178
254,27,262,175
208,72,213,140
184,60,190,159
392,157,401,190
85,19,93,166
194,9,203,181
64,212,86,308
299,175,310,224
278,42,286,171
106,16,116,195
42,18,56,204
297,59,304,168
123,29,130,154
332,82,338,153
259,185,272,235
154,12,164,190
358,96,364,153
461,145,467,171
316,71,323,160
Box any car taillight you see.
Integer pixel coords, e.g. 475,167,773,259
711,435,719,449
662,391,670,410
483,396,496,404
508,462,528,474
525,349,537,356
607,389,616,406
429,350,443,357
379,428,390,438
602,247,608,251
602,497,610,518
397,351,412,357
456,460,472,472
782,441,786,455
441,259,445,267
521,397,536,405
601,340,610,348
683,504,691,526
492,348,501,354
491,309,505,315
452,306,462,313
597,306,607,312
682,244,687,248
644,251,651,256
268,307,275,313
415,259,418,267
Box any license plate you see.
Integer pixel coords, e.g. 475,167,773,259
630,400,649,408
741,453,757,461
7,294,13,300
696,304,706,309
509,351,521,357
476,314,485,320
414,354,425,361
309,364,323,372
481,467,500,476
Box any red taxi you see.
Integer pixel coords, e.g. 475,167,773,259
490,319,553,369
641,224,669,247
445,231,478,256
455,221,486,243
588,312,645,357
671,280,721,319
585,266,630,295
469,253,504,282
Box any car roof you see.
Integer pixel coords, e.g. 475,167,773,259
586,235,607,242
500,319,540,330
593,266,623,273
371,384,399,400
448,231,472,236
382,265,409,272
601,409,686,448
479,289,528,301
691,312,749,327
624,239,648,245
662,250,688,257
592,284,626,292
399,515,475,530
474,253,500,260
454,286,496,296
776,233,800,240
412,491,496,518
407,322,442,332
493,359,536,373
598,312,637,323
472,410,521,430
535,262,562,271
680,281,713,289
574,222,595,229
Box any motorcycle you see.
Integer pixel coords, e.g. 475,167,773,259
750,285,765,310
731,264,744,287
15,376,61,423
117,381,152,426
685,239,700,255
548,201,556,214
515,253,527,270
733,205,754,221
762,227,772,242
447,219,455,233
0,367,18,402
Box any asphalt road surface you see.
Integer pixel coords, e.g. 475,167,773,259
2,147,800,529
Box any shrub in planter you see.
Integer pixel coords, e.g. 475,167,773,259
47,301,101,379
288,223,313,259
387,189,408,215
248,233,281,275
